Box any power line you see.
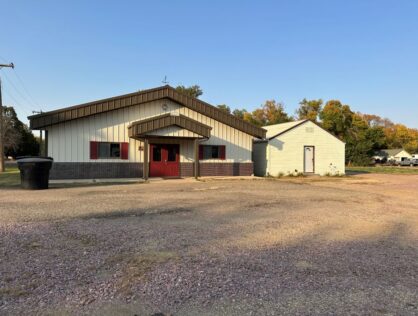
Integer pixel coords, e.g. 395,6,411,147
0,79,34,115
11,69,40,109
0,69,38,109
2,89,33,116
0,56,41,109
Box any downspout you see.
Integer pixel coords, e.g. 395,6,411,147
267,139,271,177
195,137,209,179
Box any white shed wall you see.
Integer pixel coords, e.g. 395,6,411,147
261,121,345,176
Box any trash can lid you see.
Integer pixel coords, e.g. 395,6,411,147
16,156,53,160
17,157,53,163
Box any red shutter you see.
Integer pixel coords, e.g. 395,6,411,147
219,145,226,160
199,145,204,160
121,142,129,160
90,141,98,159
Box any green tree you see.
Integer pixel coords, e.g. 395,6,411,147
366,126,387,151
319,100,353,139
3,106,39,158
217,104,231,114
263,100,293,125
237,100,293,127
175,85,203,98
345,114,386,165
232,109,247,119
2,106,20,152
296,98,323,121
247,108,265,126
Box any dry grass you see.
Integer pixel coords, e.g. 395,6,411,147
0,167,20,188
115,251,179,295
347,165,418,174
0,286,29,298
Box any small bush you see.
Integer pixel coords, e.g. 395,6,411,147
324,171,344,177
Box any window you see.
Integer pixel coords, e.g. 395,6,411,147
152,145,162,161
90,141,128,160
199,145,226,160
204,146,218,159
110,143,120,157
98,142,120,158
167,146,177,162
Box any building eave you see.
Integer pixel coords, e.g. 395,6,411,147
28,85,266,138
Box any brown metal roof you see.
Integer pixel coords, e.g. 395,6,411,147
128,113,212,138
28,85,266,138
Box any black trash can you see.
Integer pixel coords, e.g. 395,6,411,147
17,157,53,190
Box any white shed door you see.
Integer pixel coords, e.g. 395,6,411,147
304,146,315,173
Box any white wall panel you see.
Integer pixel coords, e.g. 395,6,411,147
265,121,345,176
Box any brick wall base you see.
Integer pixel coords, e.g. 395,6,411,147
199,162,253,176
49,162,253,179
49,162,143,179
180,163,194,177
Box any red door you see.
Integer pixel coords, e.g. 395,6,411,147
149,144,180,177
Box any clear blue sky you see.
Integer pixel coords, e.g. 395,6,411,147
2,0,418,128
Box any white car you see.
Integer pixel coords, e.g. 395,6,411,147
398,158,418,166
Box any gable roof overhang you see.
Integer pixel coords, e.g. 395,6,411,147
266,119,345,144
128,113,212,139
28,85,266,138
266,119,310,140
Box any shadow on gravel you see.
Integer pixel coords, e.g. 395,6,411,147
133,223,418,316
1,182,417,316
80,207,193,220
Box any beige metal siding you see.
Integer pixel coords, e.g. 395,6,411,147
47,99,253,163
266,121,345,176
178,107,253,163
144,126,201,138
30,85,266,138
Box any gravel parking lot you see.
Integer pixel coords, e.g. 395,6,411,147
1,174,417,315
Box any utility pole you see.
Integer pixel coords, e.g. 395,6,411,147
0,62,15,172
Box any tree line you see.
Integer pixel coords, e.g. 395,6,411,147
2,85,416,164
1,106,39,158
177,85,418,166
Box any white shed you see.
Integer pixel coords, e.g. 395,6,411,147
253,120,345,176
